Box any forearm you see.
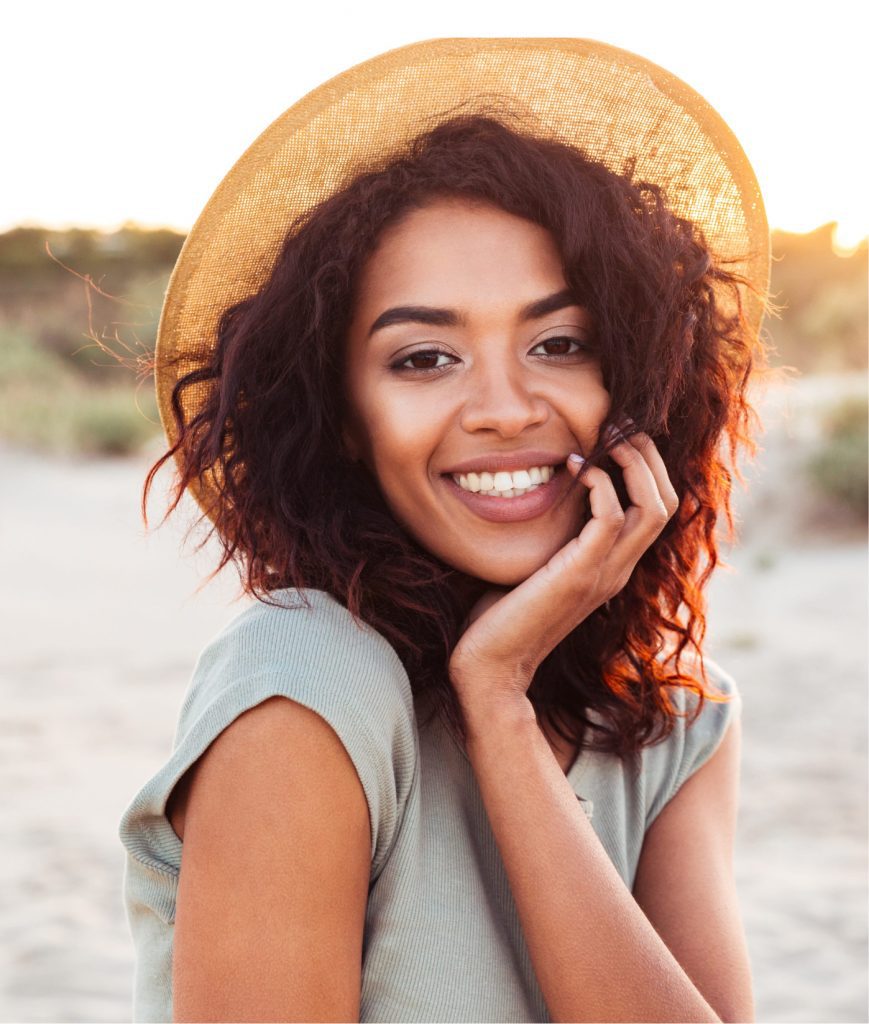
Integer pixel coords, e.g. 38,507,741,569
462,695,721,1024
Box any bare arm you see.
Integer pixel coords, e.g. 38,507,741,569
463,695,751,1023
633,715,754,1023
169,695,371,1023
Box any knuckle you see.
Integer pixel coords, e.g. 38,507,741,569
657,489,679,519
605,507,626,529
650,501,670,526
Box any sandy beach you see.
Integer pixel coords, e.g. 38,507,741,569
0,373,866,1023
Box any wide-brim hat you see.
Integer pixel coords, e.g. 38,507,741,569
155,37,769,520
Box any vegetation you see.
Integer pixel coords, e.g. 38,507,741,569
804,395,869,523
0,224,175,455
767,224,867,372
0,326,159,457
0,221,864,458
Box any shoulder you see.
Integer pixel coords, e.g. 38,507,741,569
185,587,413,723
642,655,742,829
181,586,419,804
662,655,741,748
121,588,417,882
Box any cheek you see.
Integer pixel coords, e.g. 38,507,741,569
360,399,438,483
564,384,611,441
592,389,612,427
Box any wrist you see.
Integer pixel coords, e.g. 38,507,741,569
460,691,538,751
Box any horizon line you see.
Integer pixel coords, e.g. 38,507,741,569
2,218,866,256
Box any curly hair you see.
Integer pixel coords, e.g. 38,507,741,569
144,112,769,770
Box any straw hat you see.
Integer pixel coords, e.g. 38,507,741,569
156,37,769,519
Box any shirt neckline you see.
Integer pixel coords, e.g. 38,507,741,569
427,695,593,792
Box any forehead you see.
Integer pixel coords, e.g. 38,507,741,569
355,198,566,308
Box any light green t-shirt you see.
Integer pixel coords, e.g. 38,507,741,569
118,587,741,1022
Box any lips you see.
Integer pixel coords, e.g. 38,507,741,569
442,463,570,523
443,450,569,475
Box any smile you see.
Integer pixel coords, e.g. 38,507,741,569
442,464,569,523
451,464,556,497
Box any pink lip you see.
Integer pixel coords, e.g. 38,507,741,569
442,466,571,523
443,450,568,475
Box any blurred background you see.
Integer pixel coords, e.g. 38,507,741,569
1,2,866,1022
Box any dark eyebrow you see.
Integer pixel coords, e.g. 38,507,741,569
367,288,581,338
368,305,461,337
519,287,582,321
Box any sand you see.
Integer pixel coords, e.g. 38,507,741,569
0,372,866,1023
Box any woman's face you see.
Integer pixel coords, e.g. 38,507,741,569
342,196,611,586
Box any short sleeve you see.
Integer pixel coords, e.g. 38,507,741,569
643,657,742,830
119,588,418,915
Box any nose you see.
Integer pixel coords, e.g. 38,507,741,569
459,361,549,437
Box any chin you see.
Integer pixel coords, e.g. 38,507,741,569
407,521,576,588
456,553,551,588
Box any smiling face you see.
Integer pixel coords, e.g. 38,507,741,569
342,196,611,586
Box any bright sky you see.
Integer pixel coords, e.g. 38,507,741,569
5,0,866,249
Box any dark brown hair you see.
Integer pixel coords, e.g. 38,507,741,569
145,113,769,770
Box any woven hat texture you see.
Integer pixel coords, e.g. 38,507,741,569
155,37,769,518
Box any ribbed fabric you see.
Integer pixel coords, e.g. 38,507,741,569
118,588,741,1023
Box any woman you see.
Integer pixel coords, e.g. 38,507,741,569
120,39,769,1023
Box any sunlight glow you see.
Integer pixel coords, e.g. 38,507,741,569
5,2,866,246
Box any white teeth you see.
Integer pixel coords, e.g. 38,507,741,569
452,464,558,496
481,486,530,498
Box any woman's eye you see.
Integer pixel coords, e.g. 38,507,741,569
533,336,590,359
390,349,455,373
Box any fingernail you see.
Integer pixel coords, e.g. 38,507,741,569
603,424,625,443
568,453,585,466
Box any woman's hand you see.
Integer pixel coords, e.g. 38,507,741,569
447,427,680,711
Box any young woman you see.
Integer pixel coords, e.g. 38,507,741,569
120,39,769,1023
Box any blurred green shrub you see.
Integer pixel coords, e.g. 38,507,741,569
0,224,177,388
804,395,869,521
64,388,161,456
0,327,161,456
0,324,69,387
768,226,867,372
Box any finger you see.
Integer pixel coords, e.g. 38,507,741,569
560,458,625,563
605,434,670,533
621,428,679,516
